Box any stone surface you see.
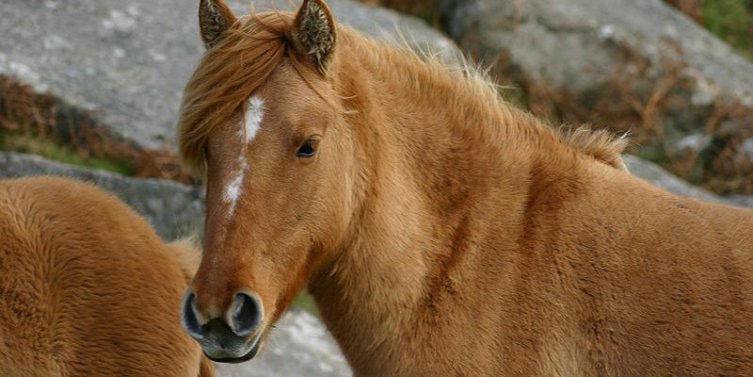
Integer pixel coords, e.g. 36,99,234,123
439,0,753,167
441,0,753,103
216,309,351,377
625,154,753,209
0,0,459,152
624,154,726,204
323,0,460,64
0,151,204,240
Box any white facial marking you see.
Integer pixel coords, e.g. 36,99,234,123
224,96,265,217
243,96,265,143
224,159,247,207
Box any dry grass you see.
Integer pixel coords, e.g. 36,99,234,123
492,39,753,195
664,0,753,60
664,0,704,21
0,75,193,183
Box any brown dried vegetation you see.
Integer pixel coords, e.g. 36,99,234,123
0,75,192,182
489,39,753,194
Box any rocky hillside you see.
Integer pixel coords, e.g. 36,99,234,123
0,0,459,181
372,0,753,194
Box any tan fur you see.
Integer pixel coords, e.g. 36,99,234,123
179,2,753,376
0,177,213,377
561,126,629,171
168,236,204,283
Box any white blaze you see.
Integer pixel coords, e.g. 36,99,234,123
224,159,247,204
244,96,265,143
224,96,265,217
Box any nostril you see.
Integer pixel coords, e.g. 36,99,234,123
180,291,204,339
227,291,263,337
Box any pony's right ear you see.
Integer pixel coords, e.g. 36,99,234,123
290,0,337,73
198,0,237,49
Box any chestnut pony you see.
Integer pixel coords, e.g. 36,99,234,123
178,0,753,375
0,177,213,377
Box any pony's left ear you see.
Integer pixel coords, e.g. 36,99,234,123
198,0,237,49
290,0,337,73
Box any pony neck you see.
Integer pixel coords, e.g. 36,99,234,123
308,32,576,373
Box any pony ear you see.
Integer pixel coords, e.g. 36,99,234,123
198,0,237,49
291,0,337,72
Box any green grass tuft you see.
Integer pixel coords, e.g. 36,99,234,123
701,0,753,60
0,130,135,176
293,292,320,317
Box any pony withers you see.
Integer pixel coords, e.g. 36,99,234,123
177,0,753,375
0,177,213,377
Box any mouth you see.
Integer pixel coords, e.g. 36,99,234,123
204,331,264,364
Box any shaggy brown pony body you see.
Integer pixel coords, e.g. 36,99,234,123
0,177,213,377
178,1,753,375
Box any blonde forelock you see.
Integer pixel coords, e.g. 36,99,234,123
178,11,294,177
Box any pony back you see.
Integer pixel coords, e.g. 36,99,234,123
0,177,212,377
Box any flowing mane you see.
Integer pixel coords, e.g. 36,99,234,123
178,11,627,177
179,12,290,176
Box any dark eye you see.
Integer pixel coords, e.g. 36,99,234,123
296,138,318,158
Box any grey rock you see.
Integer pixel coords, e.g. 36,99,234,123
666,132,711,159
324,0,461,65
726,194,753,209
623,154,728,205
625,154,753,210
741,138,753,161
0,151,204,240
0,0,459,152
440,0,753,143
217,308,351,377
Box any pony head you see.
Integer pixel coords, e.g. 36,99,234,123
178,0,354,363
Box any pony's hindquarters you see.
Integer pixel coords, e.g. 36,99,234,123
0,177,212,377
